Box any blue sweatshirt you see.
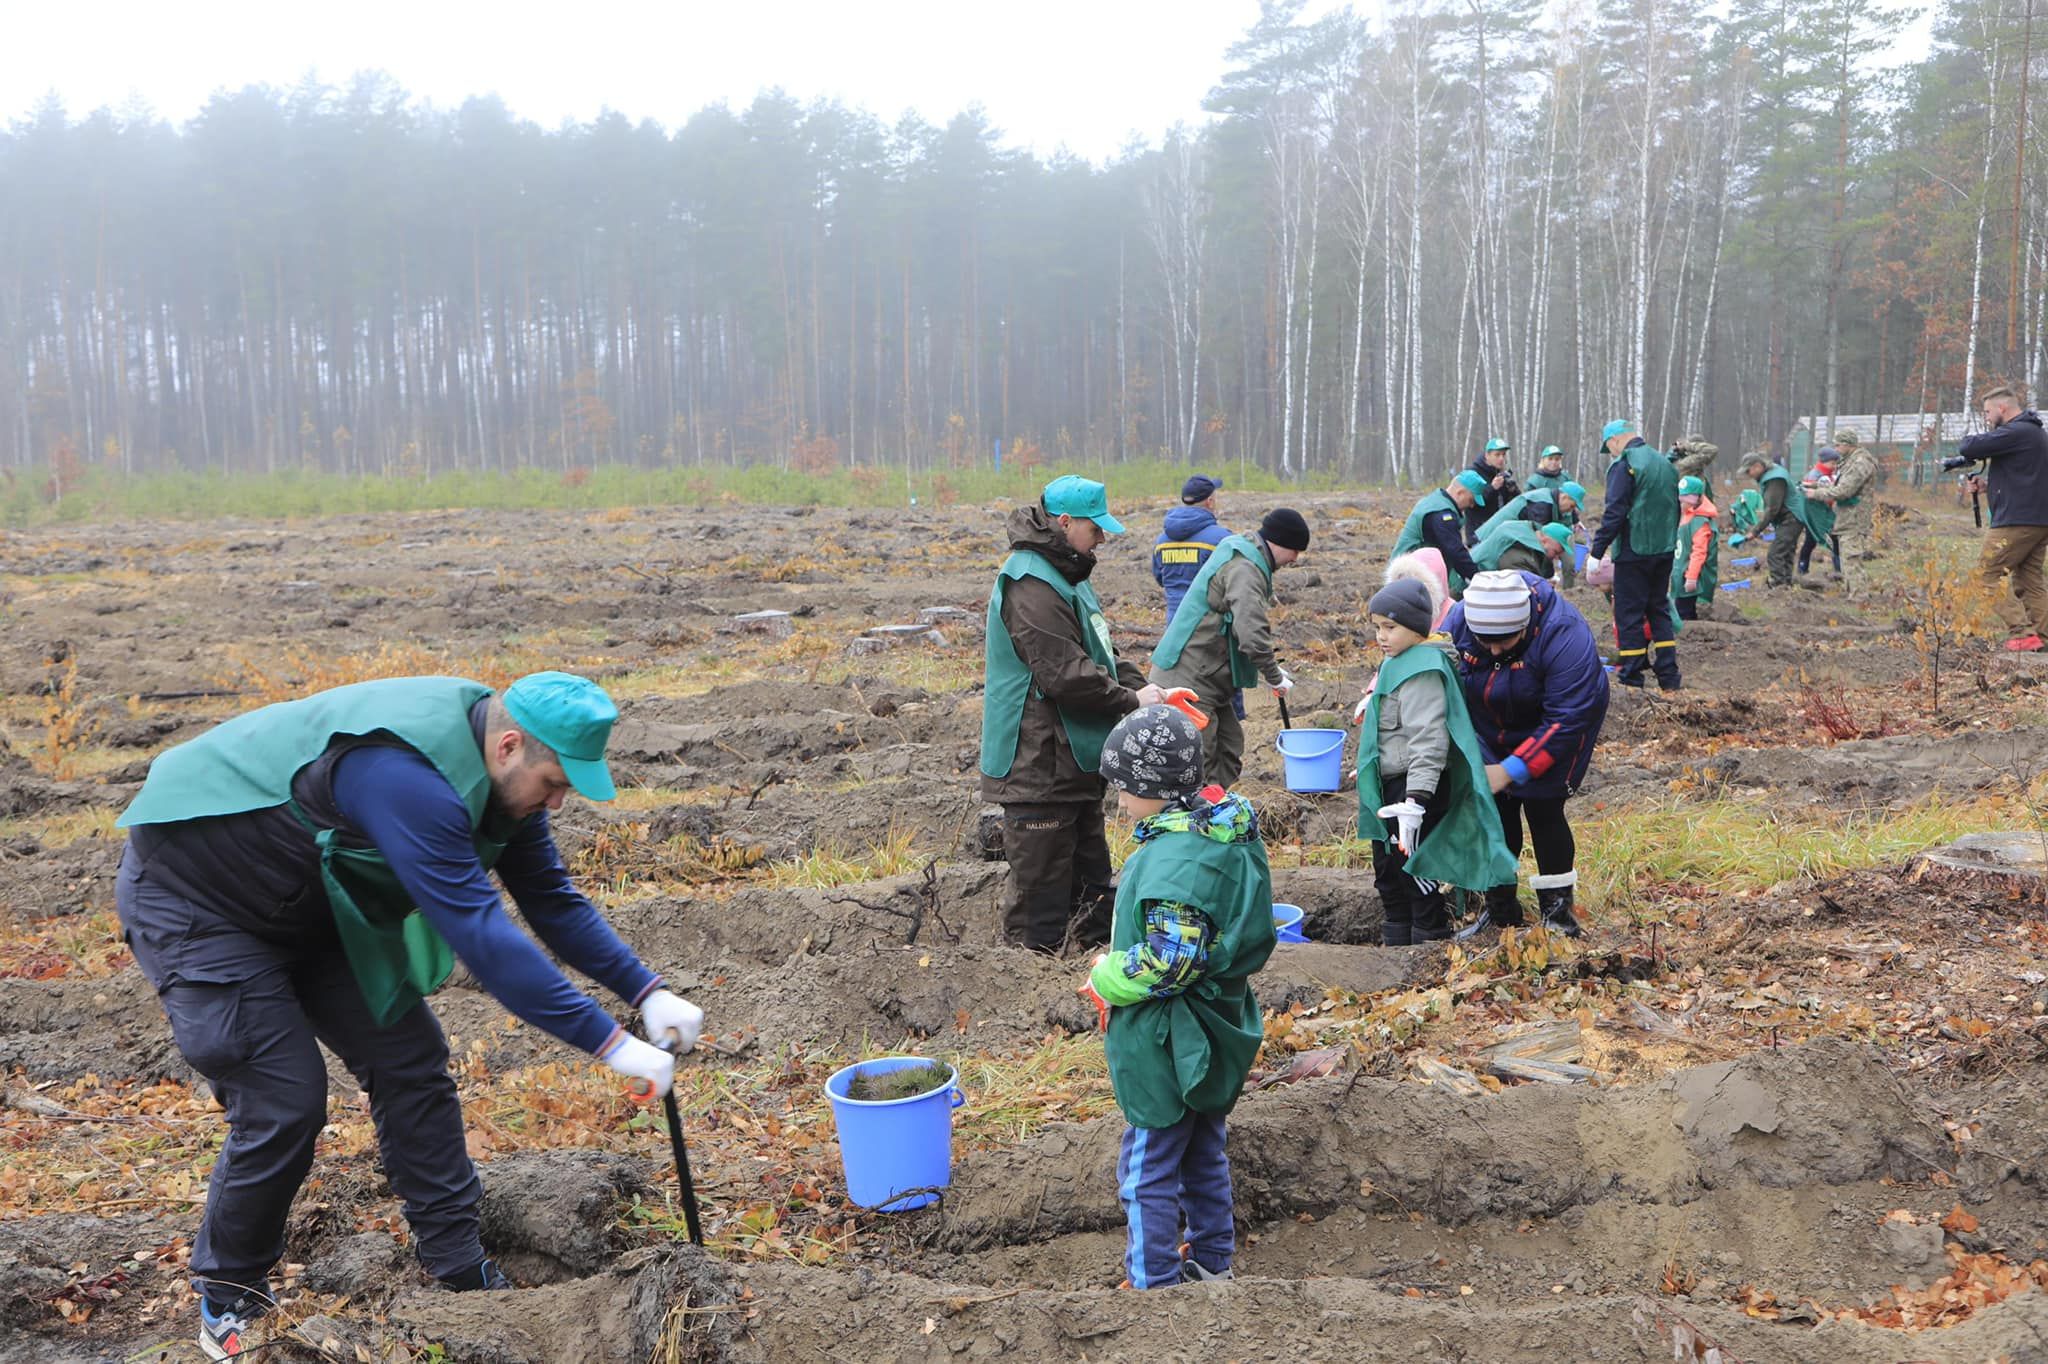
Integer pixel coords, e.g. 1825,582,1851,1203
1153,505,1232,624
331,745,659,1055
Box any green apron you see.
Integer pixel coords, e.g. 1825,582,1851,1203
1473,520,1555,574
1672,512,1721,605
120,676,506,1025
980,551,1121,778
1474,489,1559,543
1729,487,1764,537
1151,534,1272,690
1103,825,1275,1128
1355,646,1518,890
1525,470,1568,492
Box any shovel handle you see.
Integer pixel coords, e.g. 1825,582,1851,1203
1277,694,1293,730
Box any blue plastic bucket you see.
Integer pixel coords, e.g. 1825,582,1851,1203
1273,902,1308,943
1572,544,1589,572
1274,728,1345,793
826,1058,964,1212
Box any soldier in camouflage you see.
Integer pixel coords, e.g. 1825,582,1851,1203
1670,435,1719,481
1805,430,1881,598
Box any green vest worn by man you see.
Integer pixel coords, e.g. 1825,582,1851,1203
1355,646,1518,890
1757,464,1826,539
1393,489,1470,594
1102,820,1276,1129
1151,534,1272,691
119,676,510,1025
1472,520,1555,576
1616,443,1681,556
980,552,1122,779
1672,510,1721,603
1474,488,1560,543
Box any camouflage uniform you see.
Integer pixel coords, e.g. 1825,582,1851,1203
1811,430,1880,596
1671,435,1719,481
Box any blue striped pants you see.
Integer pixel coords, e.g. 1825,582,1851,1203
1116,1111,1233,1288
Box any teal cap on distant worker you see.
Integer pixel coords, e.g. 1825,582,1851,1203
1041,475,1126,535
1454,470,1491,496
1538,444,1565,461
1601,418,1636,443
1561,481,1587,505
502,671,618,802
1484,437,1511,453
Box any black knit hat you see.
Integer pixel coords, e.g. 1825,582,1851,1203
1368,578,1433,637
1260,508,1311,552
1099,705,1205,800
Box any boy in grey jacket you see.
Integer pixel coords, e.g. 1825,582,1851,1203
1360,578,1453,943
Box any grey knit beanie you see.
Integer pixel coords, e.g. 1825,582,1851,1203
1368,578,1434,637
1464,570,1533,636
1099,705,1205,800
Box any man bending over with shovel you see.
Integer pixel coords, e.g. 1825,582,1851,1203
115,671,701,1360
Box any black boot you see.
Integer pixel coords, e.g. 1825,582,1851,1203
1410,879,1452,942
1533,872,1582,938
1067,883,1116,952
1455,885,1526,942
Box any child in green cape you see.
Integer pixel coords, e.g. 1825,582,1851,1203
1079,704,1275,1290
1353,578,1518,944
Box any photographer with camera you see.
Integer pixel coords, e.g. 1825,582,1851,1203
1463,438,1520,545
1946,386,2048,652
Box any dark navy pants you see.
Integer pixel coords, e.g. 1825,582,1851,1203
1611,554,1680,688
1116,1110,1233,1288
115,846,484,1297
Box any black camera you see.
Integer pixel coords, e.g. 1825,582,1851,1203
1941,454,1978,472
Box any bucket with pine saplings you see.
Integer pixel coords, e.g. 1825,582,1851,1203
825,1057,965,1212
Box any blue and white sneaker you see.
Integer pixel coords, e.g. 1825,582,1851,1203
199,1295,261,1361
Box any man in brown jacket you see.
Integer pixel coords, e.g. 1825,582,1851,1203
980,475,1165,951
1148,509,1312,786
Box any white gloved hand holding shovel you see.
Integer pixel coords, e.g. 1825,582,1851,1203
1375,800,1426,855
641,988,704,1054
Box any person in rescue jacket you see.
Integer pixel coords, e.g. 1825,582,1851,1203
1587,418,1682,691
1149,508,1311,787
115,671,702,1361
1673,475,1720,619
1443,571,1610,939
1080,703,1274,1290
1152,475,1230,624
1392,471,1488,597
982,475,1166,953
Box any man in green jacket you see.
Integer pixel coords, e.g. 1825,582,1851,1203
1738,452,1806,588
982,475,1166,953
115,672,699,1360
1149,508,1312,787
1474,519,1572,578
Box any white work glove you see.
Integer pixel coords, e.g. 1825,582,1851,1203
1351,692,1371,725
600,1033,676,1097
641,988,704,1054
1376,800,1426,855
1273,667,1296,696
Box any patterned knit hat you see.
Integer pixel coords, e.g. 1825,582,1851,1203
1099,705,1205,800
1464,570,1533,637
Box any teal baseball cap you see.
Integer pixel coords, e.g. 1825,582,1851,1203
1679,475,1707,497
1561,480,1587,504
1454,470,1491,496
502,671,619,801
1041,475,1125,535
1539,521,1573,547
1601,418,1636,443
1538,444,1565,460
1484,437,1511,453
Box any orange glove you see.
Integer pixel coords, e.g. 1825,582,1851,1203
1159,687,1210,731
1078,953,1110,1031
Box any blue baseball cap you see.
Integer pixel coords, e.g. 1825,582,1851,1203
502,671,619,801
1601,418,1636,443
1454,470,1491,496
1180,474,1224,504
1041,475,1126,535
